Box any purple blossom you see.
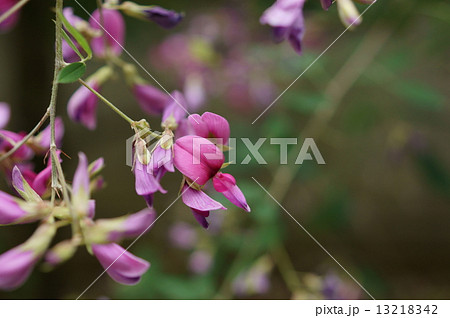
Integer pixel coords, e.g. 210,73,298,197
0,249,37,290
143,6,183,29
169,222,198,249
133,83,169,115
0,190,27,225
67,80,100,130
90,9,125,58
260,0,306,55
188,250,212,274
92,243,150,285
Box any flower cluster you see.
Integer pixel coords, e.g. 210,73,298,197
260,0,376,55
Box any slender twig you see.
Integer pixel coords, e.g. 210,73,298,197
78,79,135,125
0,109,50,163
0,0,30,25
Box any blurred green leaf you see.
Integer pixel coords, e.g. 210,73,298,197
393,81,444,111
285,92,328,114
415,153,450,196
310,187,351,231
57,62,86,83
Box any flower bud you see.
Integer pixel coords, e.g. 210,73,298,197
92,243,150,285
0,102,10,129
120,2,183,29
72,153,90,217
12,166,41,202
44,239,79,268
337,0,362,28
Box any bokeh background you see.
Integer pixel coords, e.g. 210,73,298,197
0,0,449,299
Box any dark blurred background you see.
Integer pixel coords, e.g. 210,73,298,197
0,0,449,299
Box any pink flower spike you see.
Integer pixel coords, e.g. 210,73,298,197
173,136,224,186
0,249,37,291
67,81,100,130
133,84,169,115
0,102,10,129
90,9,125,58
213,172,251,212
188,112,230,145
92,243,150,285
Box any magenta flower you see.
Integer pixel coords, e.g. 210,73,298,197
0,0,20,32
320,0,333,10
62,7,86,63
0,248,37,290
181,183,226,228
161,90,189,130
133,83,169,115
92,243,150,285
169,222,197,250
31,165,52,197
173,135,224,186
0,191,28,225
213,172,250,212
86,208,156,244
0,102,10,129
260,0,306,55
31,117,64,153
188,112,230,145
189,250,212,274
67,80,100,130
0,130,34,161
90,9,125,58
0,223,56,290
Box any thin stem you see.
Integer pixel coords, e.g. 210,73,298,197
0,0,30,25
78,78,135,125
0,109,50,163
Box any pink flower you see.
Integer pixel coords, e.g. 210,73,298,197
320,0,333,10
181,183,226,228
67,80,100,130
133,83,169,115
92,243,150,285
213,172,250,212
90,9,125,58
62,7,86,63
0,130,34,161
86,208,156,244
0,102,10,129
189,250,212,274
0,0,20,32
188,112,230,145
0,190,27,225
260,0,306,55
161,90,189,130
0,249,37,290
173,135,224,186
31,117,64,153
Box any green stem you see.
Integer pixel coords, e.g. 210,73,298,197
0,0,30,25
78,78,135,125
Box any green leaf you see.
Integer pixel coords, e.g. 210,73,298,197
61,29,84,61
285,92,328,114
57,62,86,84
58,11,92,59
393,81,444,111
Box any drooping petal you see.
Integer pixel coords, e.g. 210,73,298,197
191,209,210,229
173,136,224,185
90,9,125,58
288,14,305,55
92,243,150,285
260,0,304,28
182,184,226,211
133,160,166,196
133,83,169,115
213,173,250,212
